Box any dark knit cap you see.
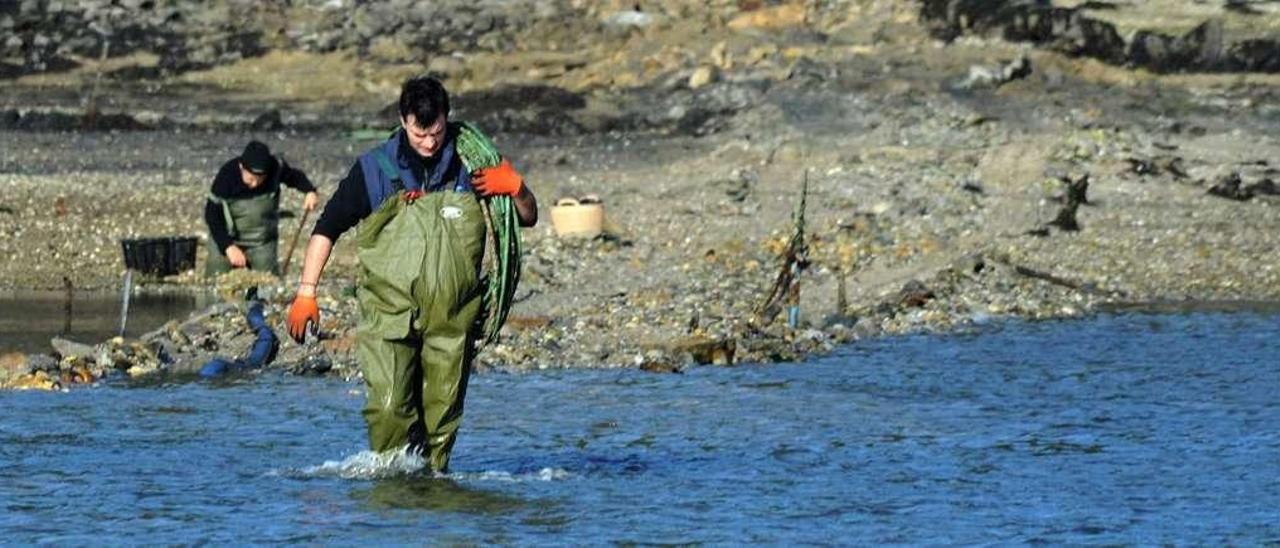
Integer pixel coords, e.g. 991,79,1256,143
240,141,273,174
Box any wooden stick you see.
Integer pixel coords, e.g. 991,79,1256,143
1010,264,1120,297
280,208,311,280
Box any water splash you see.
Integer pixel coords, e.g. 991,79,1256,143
273,449,572,483
457,467,573,483
289,449,427,479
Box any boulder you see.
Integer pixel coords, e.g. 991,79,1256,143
51,337,95,361
920,0,1279,73
6,370,60,391
0,352,29,386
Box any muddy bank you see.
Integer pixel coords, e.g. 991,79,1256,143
3,1,1280,387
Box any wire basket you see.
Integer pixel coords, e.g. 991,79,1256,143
120,236,198,276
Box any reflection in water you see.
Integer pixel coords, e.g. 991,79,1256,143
0,290,208,353
356,476,530,515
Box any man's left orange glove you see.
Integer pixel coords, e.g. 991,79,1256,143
286,295,320,343
473,159,523,196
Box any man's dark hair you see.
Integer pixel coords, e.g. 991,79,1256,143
398,76,450,127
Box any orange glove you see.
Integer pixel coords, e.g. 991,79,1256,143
286,295,320,343
473,159,523,196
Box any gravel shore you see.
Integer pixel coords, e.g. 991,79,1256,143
2,0,1278,387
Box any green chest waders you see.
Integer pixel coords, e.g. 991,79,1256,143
205,190,281,276
355,190,486,472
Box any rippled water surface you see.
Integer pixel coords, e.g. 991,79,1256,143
3,312,1278,543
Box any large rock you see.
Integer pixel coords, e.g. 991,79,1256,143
0,352,29,386
51,337,95,361
728,3,807,32
920,0,1279,73
6,370,60,391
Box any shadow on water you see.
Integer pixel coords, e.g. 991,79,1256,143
353,476,531,515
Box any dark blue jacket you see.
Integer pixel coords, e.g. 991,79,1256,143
357,127,473,209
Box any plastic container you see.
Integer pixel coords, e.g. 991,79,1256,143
120,236,198,276
549,197,604,238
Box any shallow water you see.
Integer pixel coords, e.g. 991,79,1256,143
2,311,1278,543
0,290,206,354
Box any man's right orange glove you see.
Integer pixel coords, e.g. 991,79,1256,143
286,295,320,343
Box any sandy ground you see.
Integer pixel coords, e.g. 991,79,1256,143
2,1,1279,379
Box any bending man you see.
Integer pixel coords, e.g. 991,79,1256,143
204,141,319,276
285,76,537,473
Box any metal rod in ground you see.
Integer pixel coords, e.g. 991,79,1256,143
62,276,73,336
118,269,133,338
786,170,809,329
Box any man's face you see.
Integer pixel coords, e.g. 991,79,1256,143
239,163,266,189
401,113,447,159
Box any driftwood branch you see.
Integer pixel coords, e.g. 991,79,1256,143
1010,263,1120,297
139,303,237,343
986,253,1122,297
1013,265,1091,292
1047,174,1089,232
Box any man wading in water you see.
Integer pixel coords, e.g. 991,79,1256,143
205,141,319,276
285,76,537,473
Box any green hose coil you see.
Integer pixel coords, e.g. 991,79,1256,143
455,122,522,345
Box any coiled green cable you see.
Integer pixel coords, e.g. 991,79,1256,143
456,122,522,345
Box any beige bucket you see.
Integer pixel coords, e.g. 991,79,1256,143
550,197,604,238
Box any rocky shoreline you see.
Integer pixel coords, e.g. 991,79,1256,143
921,0,1280,73
3,1,1279,389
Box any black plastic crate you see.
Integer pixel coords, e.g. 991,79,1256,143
120,237,198,276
